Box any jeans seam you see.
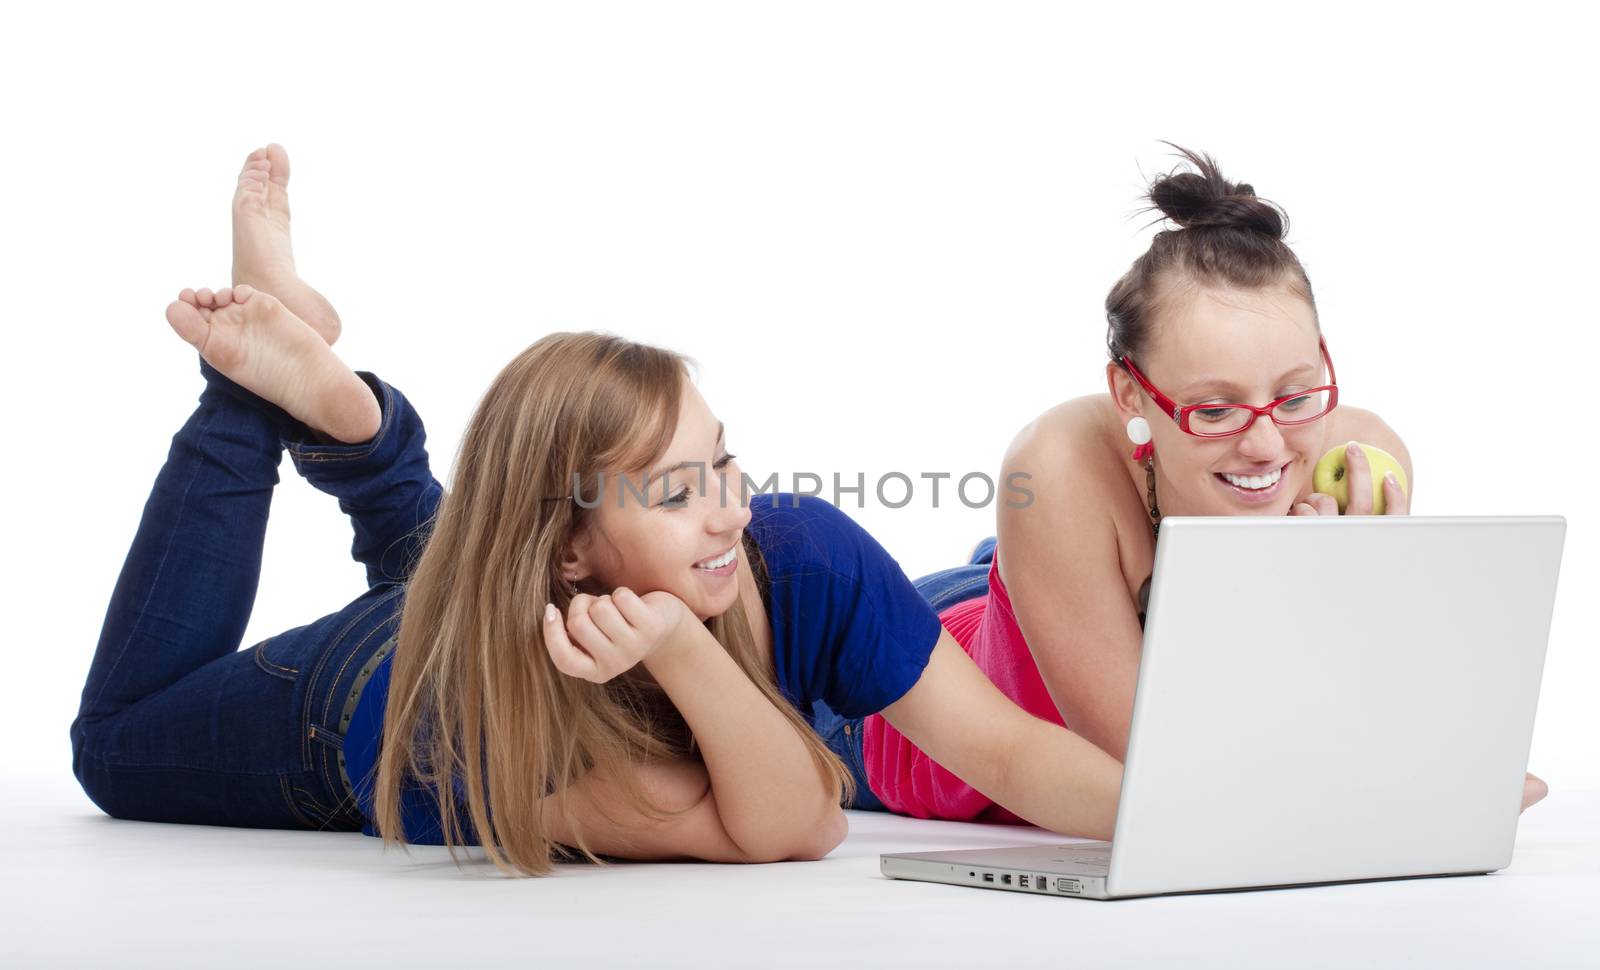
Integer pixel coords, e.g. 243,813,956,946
287,779,355,832
925,574,989,612
253,640,299,680
950,575,989,600
283,376,395,464
842,718,874,810
298,586,405,768
89,753,292,777
81,404,221,719
315,595,403,732
279,775,321,829
331,634,397,810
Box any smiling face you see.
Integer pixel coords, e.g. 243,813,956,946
1109,280,1332,518
563,379,752,621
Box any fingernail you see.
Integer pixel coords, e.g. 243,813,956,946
1347,441,1360,455
1385,472,1397,485
544,604,558,623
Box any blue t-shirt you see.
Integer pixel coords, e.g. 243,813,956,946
341,493,941,843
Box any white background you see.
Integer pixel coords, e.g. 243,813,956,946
3,1,1594,793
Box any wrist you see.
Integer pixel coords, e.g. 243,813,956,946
642,620,716,679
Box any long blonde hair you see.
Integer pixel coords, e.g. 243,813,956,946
373,331,853,876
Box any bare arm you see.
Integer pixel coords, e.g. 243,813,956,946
538,758,797,863
641,622,847,862
545,589,845,863
881,629,1123,840
997,425,1145,762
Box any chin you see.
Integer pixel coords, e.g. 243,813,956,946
691,589,740,623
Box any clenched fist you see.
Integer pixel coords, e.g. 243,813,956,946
542,587,694,684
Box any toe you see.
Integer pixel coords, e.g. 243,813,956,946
165,299,210,349
196,287,215,308
234,284,256,301
265,143,290,187
179,287,198,306
215,286,233,305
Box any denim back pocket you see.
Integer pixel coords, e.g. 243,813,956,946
253,638,301,682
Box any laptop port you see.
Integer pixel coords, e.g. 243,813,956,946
1001,874,1012,885
982,873,994,883
1056,878,1082,894
1034,875,1047,890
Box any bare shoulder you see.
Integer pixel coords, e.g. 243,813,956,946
1002,394,1116,476
1000,393,1144,535
998,393,1149,595
1328,405,1416,488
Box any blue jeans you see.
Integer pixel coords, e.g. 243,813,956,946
70,357,442,831
814,700,888,812
913,535,996,612
819,536,997,811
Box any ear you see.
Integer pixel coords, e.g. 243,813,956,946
560,523,593,585
1106,361,1145,421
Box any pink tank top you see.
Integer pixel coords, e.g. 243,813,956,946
861,553,1063,824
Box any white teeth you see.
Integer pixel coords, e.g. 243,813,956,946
1221,465,1283,490
695,546,737,570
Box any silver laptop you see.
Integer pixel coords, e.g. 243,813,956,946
882,514,1566,899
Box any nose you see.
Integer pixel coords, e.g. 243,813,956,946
704,479,752,535
1238,410,1287,458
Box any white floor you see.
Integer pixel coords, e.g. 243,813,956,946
7,776,1597,969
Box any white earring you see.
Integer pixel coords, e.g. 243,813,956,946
1126,416,1152,446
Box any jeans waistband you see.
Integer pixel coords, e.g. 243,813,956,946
333,633,398,802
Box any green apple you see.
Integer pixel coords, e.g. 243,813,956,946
1312,441,1408,514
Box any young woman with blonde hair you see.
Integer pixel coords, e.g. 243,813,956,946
70,145,1124,876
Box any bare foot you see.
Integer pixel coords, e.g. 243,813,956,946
231,144,343,345
166,285,379,443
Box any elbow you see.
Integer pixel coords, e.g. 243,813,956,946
791,806,849,861
738,807,849,864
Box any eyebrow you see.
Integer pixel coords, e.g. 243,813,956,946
1178,364,1318,397
648,423,725,481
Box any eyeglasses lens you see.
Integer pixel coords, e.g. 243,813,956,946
1190,389,1334,436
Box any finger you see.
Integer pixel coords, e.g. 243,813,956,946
611,586,654,628
1382,471,1409,516
541,603,600,680
565,606,622,673
565,593,619,666
566,593,595,627
1521,772,1549,812
1290,501,1318,516
1309,492,1340,517
1343,442,1373,516
588,595,633,643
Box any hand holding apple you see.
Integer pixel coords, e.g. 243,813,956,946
1299,441,1409,516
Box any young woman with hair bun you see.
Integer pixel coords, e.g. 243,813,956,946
871,143,1549,821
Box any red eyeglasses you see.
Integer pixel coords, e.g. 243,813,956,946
1118,335,1340,438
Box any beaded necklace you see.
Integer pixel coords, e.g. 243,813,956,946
1131,441,1162,540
